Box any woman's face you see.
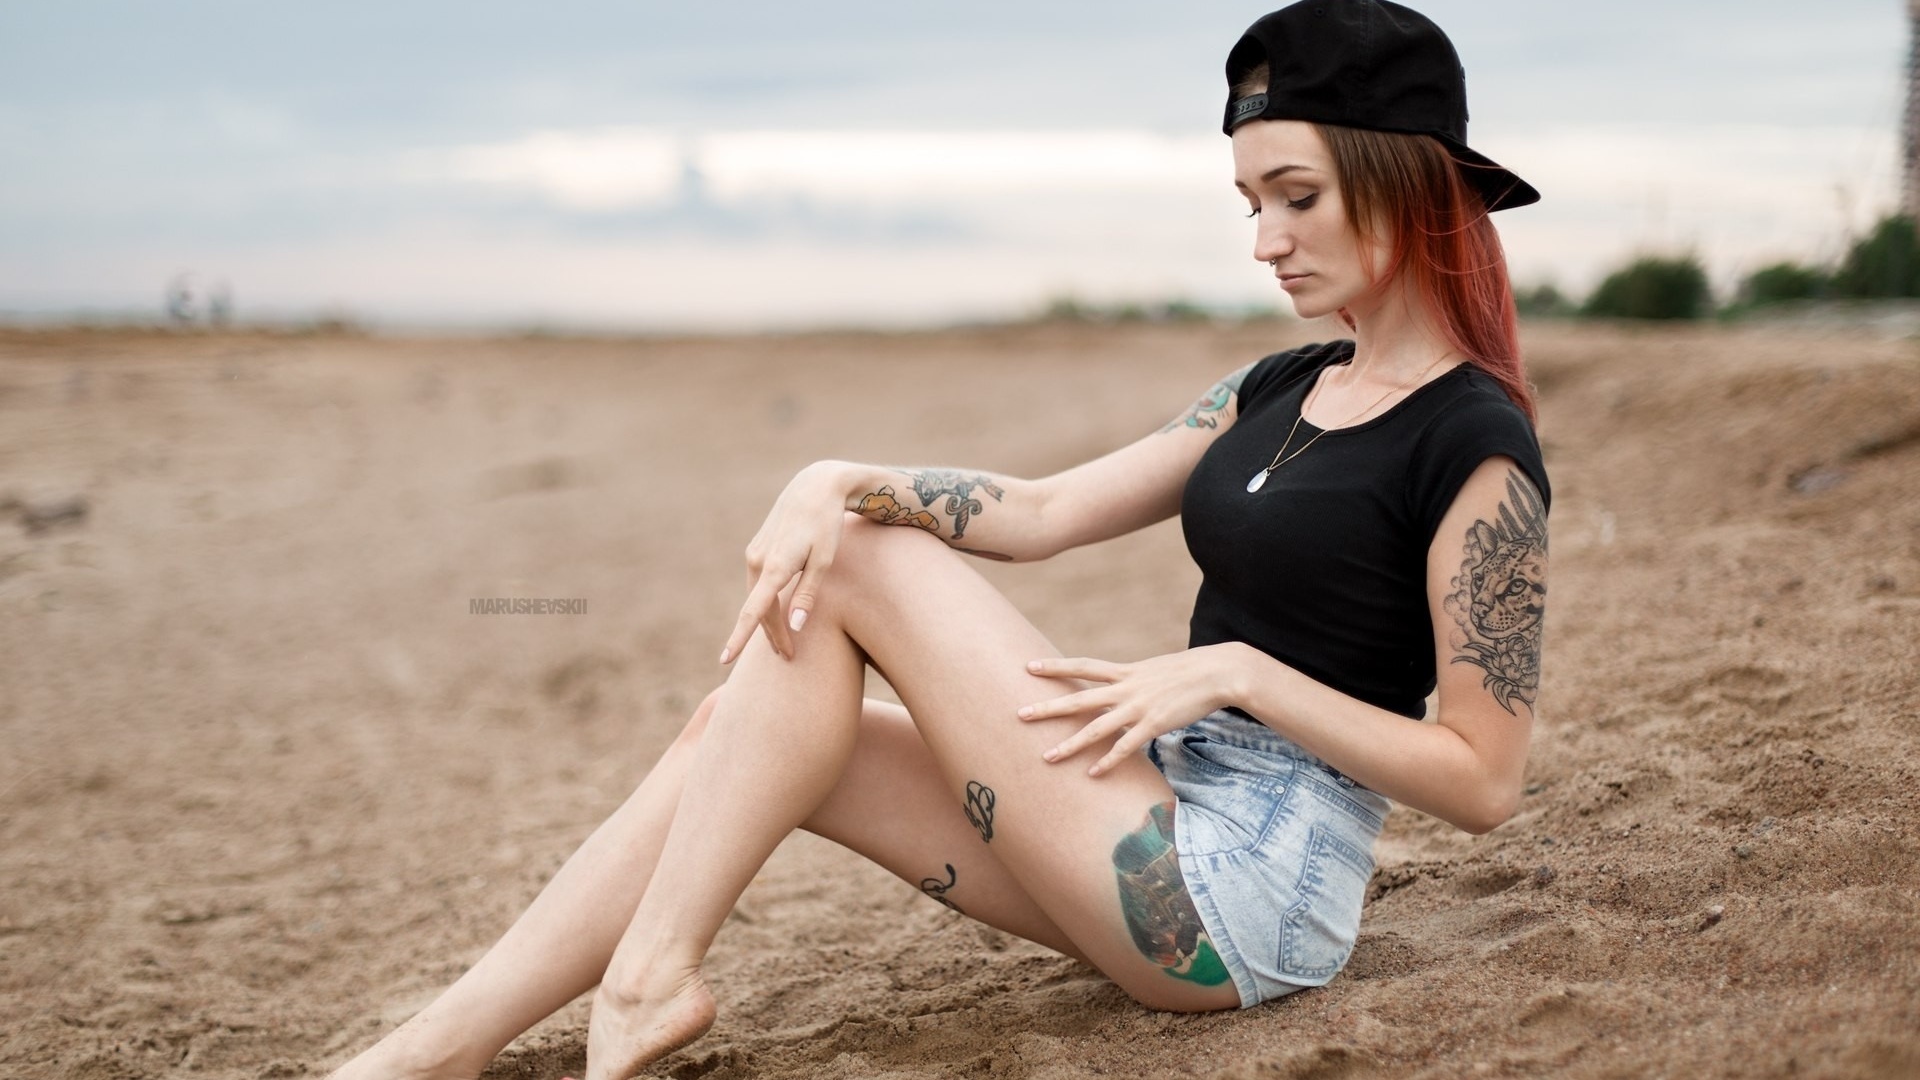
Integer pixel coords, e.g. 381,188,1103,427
1231,120,1386,321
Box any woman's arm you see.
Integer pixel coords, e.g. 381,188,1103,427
732,361,1260,661
811,361,1261,564
1224,455,1546,833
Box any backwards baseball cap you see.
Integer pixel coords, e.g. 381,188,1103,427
1223,0,1539,212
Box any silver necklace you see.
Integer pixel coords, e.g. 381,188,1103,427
1245,354,1453,494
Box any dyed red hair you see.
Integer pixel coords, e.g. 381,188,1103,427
1314,123,1537,425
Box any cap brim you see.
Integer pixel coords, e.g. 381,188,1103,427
1434,133,1539,212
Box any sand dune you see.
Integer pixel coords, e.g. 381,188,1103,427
1,319,1915,1078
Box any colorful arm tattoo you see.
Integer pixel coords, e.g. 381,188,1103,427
904,468,1005,539
852,467,1013,560
1159,362,1255,433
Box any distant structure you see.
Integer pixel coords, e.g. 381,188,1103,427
161,272,237,328
676,145,708,211
207,280,234,327
165,273,196,325
1908,0,1920,217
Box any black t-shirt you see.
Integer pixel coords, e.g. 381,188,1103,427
1181,340,1551,721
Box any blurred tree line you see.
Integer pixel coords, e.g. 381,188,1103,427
1040,213,1920,325
1525,213,1920,321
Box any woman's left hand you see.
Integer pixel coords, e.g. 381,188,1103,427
1017,644,1248,776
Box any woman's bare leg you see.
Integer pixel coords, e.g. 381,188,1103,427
329,693,1081,1080
798,698,1087,963
585,516,1236,1080
334,513,1234,1080
579,565,874,1076
326,690,728,1080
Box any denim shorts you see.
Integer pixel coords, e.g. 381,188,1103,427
1146,708,1391,1008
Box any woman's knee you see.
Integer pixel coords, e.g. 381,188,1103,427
832,513,957,590
672,686,726,751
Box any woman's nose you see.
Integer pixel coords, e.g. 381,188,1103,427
1253,221,1293,266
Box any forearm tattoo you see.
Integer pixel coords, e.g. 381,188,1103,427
1111,802,1229,986
963,780,996,843
1444,469,1547,715
920,863,964,915
1159,363,1253,433
852,485,941,532
852,469,1012,559
905,468,1004,539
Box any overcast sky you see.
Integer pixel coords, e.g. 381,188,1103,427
0,1,1907,330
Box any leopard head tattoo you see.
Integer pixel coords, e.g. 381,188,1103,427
1468,521,1546,640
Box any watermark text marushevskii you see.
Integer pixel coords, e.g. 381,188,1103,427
469,598,587,615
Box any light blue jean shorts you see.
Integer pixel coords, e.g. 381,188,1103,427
1146,708,1391,1008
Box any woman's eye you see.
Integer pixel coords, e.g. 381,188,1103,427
1287,193,1319,211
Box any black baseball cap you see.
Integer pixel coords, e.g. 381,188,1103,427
1222,0,1539,212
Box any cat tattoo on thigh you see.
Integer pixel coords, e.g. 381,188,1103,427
1112,801,1228,986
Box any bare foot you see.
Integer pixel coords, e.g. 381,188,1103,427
326,1016,484,1080
581,969,717,1080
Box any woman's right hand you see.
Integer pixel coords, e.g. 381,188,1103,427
719,460,854,665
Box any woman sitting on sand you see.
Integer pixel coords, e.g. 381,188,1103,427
332,3,1549,1077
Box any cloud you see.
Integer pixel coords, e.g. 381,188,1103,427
1500,122,1899,288
405,128,685,211
404,127,1229,208
1,0,1908,328
698,130,1226,199
381,126,1234,250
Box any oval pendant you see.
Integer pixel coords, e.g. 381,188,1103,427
1245,469,1268,493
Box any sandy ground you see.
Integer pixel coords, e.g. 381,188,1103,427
1,318,1917,1079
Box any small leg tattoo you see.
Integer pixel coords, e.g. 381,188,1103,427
963,781,996,843
1111,801,1229,986
920,863,964,915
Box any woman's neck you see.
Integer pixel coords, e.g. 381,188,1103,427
1336,279,1457,387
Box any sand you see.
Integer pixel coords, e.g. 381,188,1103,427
1,318,1916,1079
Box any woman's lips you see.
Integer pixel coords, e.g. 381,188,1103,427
1279,273,1311,291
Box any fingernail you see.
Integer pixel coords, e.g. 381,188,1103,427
1017,705,1032,718
789,608,808,632
718,647,732,664
1043,749,1058,761
1027,660,1042,671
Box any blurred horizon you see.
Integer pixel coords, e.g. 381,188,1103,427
0,1,1907,333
